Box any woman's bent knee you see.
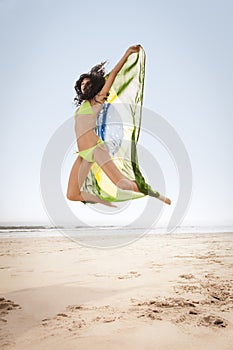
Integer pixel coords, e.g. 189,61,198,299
66,191,83,201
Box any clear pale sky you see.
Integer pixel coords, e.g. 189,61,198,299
0,0,232,227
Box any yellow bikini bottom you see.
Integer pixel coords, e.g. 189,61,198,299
76,139,105,163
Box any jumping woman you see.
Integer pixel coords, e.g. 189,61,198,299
67,45,171,207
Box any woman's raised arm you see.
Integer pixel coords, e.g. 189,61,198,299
98,45,141,99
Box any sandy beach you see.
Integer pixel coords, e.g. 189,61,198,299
1,231,233,349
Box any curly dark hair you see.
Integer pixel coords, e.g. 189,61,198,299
74,61,107,106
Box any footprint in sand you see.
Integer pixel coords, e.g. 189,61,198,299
93,316,117,323
0,297,21,316
118,271,141,279
41,312,86,334
179,274,195,280
198,315,228,328
0,297,21,349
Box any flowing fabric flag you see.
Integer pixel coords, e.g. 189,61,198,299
79,47,160,202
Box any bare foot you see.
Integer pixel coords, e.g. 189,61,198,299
103,201,118,208
158,195,171,205
80,192,117,207
84,201,117,208
97,199,118,208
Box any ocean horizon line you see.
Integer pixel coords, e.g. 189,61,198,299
0,224,233,232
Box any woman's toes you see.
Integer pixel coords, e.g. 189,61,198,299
158,195,171,205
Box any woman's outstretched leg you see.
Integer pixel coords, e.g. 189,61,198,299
93,145,139,192
93,144,171,205
66,156,116,207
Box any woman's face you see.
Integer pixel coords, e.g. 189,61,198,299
81,78,90,94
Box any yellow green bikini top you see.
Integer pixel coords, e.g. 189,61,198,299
74,100,93,118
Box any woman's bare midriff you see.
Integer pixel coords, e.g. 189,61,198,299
75,100,104,152
77,130,101,152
